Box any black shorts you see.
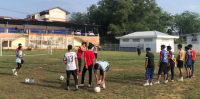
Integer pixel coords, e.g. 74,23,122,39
138,52,141,55
66,70,77,77
94,53,97,58
100,65,109,76
185,65,191,68
177,60,183,68
17,63,22,69
21,60,24,64
158,62,167,75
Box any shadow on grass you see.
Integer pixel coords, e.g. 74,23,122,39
0,73,13,76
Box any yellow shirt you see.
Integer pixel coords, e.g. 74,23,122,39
179,49,185,60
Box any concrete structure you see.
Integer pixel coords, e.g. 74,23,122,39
27,7,70,21
115,31,179,52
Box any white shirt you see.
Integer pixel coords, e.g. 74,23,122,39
63,52,77,70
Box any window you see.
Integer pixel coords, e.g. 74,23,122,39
133,39,140,42
162,39,169,42
144,38,153,42
123,39,129,42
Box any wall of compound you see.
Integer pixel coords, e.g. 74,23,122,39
29,33,74,49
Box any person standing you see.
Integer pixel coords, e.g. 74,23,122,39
166,46,176,82
12,46,24,76
63,45,79,90
188,44,196,77
93,45,98,62
176,44,185,81
154,45,171,84
77,42,86,75
184,46,192,79
79,45,95,87
143,47,155,86
137,46,141,58
94,60,109,89
16,43,22,54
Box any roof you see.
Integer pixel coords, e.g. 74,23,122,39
28,7,70,16
115,31,179,39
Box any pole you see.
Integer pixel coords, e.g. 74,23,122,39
51,39,52,55
1,38,2,56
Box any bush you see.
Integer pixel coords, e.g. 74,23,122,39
174,39,186,44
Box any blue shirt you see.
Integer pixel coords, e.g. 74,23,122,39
94,60,109,72
186,51,192,65
16,50,22,63
160,50,169,63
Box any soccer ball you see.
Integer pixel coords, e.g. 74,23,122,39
25,78,30,83
59,75,64,80
94,87,101,93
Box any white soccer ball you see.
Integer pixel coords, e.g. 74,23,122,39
59,75,64,80
25,78,30,83
94,87,101,93
24,54,25,56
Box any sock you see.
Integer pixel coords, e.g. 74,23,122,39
146,80,149,83
13,69,16,71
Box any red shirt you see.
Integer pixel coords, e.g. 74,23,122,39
191,50,196,60
77,46,84,58
84,50,95,66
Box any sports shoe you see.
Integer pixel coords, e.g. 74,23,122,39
76,85,78,90
169,80,174,82
177,78,183,81
14,72,18,76
78,84,84,86
185,77,190,79
88,84,91,87
165,80,168,83
191,75,195,78
65,86,69,90
162,80,167,84
12,69,15,74
149,82,153,86
103,83,106,89
154,81,160,84
143,83,149,86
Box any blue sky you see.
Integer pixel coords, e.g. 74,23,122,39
0,0,200,19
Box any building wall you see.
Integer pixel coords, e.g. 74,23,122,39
29,33,73,49
35,14,40,19
49,8,66,21
156,38,175,52
119,38,156,52
75,36,100,46
11,35,29,48
187,35,199,45
74,38,83,47
119,38,175,52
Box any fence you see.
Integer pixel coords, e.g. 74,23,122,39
103,44,200,52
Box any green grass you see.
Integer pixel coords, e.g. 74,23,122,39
0,51,200,99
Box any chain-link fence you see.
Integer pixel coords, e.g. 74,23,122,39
103,44,200,52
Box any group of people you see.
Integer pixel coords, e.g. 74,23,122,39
144,44,196,86
63,42,110,90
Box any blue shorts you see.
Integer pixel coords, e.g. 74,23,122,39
191,60,195,71
146,68,154,79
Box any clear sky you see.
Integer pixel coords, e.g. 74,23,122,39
0,0,200,19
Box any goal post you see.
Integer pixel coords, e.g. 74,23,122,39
0,38,52,56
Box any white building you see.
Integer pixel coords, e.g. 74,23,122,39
115,31,179,52
27,7,70,22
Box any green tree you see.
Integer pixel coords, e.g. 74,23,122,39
173,11,200,36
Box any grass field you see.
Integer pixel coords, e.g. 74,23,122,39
0,51,200,99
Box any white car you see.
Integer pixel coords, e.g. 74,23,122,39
87,31,94,36
75,30,81,35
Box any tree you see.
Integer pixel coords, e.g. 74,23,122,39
68,12,88,23
69,0,173,36
173,11,200,36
